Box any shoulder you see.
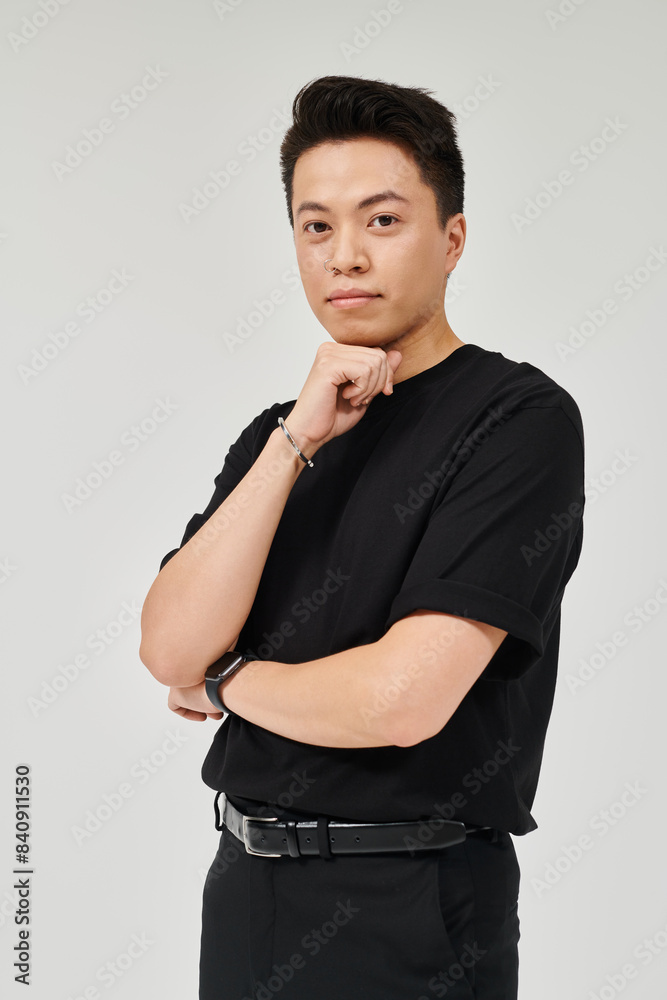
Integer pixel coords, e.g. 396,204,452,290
465,345,585,453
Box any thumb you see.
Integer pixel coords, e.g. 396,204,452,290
385,349,403,374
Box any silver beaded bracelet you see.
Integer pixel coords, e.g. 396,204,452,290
278,417,314,468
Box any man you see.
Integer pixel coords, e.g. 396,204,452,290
140,74,585,999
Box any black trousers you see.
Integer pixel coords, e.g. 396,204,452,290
199,795,521,1000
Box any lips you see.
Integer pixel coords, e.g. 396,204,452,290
328,288,379,300
328,288,380,309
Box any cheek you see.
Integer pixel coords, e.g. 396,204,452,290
399,236,445,289
382,245,431,300
296,252,327,298
298,237,329,272
300,276,329,321
383,229,428,271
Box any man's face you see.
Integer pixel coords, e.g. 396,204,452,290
291,136,462,350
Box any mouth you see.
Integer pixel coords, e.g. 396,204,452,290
328,291,381,309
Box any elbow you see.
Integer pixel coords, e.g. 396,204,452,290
391,719,439,748
139,589,191,685
367,700,432,749
139,640,192,688
139,607,197,686
385,705,450,748
139,603,173,684
139,640,172,686
360,642,445,748
388,716,424,748
390,724,418,749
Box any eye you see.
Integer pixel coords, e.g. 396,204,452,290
304,221,330,234
370,214,398,228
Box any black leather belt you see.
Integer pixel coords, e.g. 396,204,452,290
214,792,495,858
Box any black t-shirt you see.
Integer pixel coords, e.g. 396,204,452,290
159,342,585,835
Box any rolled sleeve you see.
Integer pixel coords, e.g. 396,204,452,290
158,406,273,571
384,404,585,680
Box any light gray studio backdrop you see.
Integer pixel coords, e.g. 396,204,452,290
2,0,665,997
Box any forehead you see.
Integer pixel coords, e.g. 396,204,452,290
292,137,421,198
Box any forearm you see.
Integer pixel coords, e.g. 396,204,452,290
216,641,397,748
169,612,505,748
140,422,318,686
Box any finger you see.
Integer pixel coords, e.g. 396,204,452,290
183,709,206,721
382,353,395,393
350,366,376,405
380,351,401,394
369,349,388,400
358,362,380,405
358,351,386,405
338,352,383,405
345,375,369,406
171,703,206,721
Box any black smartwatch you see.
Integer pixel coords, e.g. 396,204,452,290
204,650,257,713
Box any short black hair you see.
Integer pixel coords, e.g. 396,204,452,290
279,74,465,232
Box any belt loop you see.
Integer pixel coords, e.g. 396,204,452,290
317,815,333,859
284,820,301,858
213,791,224,831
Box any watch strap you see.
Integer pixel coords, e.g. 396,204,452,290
205,652,257,714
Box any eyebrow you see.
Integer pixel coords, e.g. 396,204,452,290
295,189,410,219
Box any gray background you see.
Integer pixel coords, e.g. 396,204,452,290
2,0,666,996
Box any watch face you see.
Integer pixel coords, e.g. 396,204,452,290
205,650,243,681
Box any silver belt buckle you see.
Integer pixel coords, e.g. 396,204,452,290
241,811,282,858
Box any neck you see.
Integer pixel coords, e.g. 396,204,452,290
383,314,465,385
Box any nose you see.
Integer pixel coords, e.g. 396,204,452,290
326,227,369,273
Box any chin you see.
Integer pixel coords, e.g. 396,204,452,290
338,332,396,353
